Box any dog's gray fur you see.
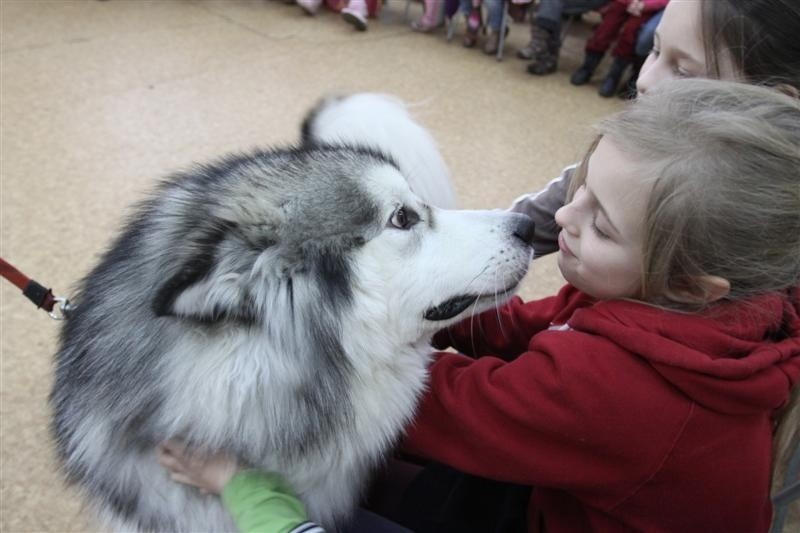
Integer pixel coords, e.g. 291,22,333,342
51,95,534,531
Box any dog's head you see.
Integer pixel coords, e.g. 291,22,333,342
148,144,533,352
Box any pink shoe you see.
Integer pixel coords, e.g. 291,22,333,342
410,17,440,32
296,0,322,15
342,0,368,31
410,0,442,32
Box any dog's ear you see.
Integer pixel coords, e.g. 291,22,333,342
152,225,258,325
154,270,257,325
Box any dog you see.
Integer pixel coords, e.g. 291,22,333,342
50,94,535,531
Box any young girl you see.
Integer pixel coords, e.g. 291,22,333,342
160,79,800,531
399,79,800,531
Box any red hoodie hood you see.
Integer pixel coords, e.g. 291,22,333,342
566,289,800,416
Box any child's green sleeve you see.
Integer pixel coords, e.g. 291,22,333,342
221,470,324,533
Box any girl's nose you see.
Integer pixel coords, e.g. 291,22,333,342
635,53,658,95
554,204,577,235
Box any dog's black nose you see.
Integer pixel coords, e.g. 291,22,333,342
512,214,536,245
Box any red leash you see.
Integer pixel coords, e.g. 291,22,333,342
0,257,72,319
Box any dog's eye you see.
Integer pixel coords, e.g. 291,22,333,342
390,208,408,229
388,207,418,230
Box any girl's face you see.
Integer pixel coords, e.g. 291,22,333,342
554,138,651,300
637,0,737,94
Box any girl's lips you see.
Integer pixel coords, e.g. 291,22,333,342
559,232,574,257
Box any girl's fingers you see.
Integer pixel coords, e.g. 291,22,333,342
157,452,181,472
170,472,197,487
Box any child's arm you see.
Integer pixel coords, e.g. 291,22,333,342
157,440,323,533
509,164,576,258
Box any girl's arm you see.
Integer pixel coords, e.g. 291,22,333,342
509,165,575,259
402,335,683,499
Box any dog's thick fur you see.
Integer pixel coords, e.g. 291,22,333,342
51,94,534,531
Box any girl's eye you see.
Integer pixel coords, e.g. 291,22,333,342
389,207,416,229
591,216,611,240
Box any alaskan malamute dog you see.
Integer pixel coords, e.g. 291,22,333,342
51,94,535,531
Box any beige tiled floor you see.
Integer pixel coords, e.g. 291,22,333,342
0,1,623,530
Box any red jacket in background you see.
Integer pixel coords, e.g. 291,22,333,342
403,284,800,532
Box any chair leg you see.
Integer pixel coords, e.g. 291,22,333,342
446,14,456,41
496,5,507,61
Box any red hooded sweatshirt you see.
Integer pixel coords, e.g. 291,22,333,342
403,284,800,532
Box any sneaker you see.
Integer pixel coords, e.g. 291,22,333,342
342,0,368,31
296,0,322,15
410,17,440,32
342,9,368,30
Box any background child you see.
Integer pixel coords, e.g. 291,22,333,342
400,79,800,531
570,0,669,96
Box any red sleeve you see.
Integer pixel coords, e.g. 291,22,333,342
432,285,592,361
404,331,687,503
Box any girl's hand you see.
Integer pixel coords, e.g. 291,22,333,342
157,439,240,495
627,0,644,16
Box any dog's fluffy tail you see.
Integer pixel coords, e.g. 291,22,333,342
301,93,457,209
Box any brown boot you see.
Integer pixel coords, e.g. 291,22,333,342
516,24,552,60
483,31,500,55
527,49,558,75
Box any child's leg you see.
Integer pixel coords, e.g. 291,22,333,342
571,3,629,85
482,0,506,55
583,2,628,56
611,12,650,60
598,13,651,97
485,0,504,32
460,0,482,48
411,0,443,32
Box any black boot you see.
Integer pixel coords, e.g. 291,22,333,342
599,57,631,97
570,52,604,86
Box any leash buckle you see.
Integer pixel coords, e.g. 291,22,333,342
48,297,73,320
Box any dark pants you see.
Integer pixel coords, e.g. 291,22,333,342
585,2,657,59
345,509,414,533
364,459,531,533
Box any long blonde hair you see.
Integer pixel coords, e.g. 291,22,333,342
570,79,800,526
